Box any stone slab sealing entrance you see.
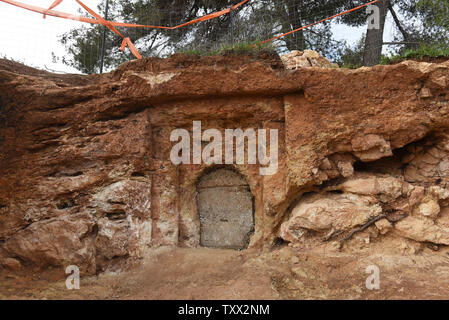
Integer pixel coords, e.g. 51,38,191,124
197,168,254,249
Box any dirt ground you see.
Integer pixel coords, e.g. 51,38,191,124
1,246,449,300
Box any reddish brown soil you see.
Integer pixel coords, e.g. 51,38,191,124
1,247,449,300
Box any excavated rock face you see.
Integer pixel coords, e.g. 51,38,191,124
0,53,449,274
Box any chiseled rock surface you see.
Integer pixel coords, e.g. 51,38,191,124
280,193,382,241
395,216,449,245
0,55,449,273
351,134,393,162
3,213,97,273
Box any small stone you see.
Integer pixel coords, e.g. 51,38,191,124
351,134,393,162
291,256,300,264
340,177,378,195
409,186,425,207
377,177,404,199
419,87,432,98
337,161,354,178
2,258,22,271
416,197,440,218
319,158,333,170
375,218,393,235
429,186,449,200
431,76,447,88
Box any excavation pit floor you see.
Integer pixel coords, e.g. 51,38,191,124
1,247,449,300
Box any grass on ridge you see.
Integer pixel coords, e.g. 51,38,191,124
175,41,277,57
381,43,449,64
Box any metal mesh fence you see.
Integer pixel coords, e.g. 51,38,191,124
0,0,447,74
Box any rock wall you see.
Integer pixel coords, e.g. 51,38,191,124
0,54,448,273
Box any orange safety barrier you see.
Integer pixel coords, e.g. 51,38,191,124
1,0,100,24
1,0,249,29
1,0,382,60
43,0,62,18
0,0,250,59
261,0,381,44
74,0,142,58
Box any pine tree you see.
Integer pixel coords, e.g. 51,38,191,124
56,0,359,73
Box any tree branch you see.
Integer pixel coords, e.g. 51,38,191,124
388,3,410,42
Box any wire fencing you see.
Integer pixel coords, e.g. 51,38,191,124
0,0,447,74
60,0,381,72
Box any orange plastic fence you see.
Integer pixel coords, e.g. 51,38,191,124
261,0,381,44
1,0,382,60
0,0,250,59
2,0,100,24
43,0,62,18
74,0,142,58
1,0,250,29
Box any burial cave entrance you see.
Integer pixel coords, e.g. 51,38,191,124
197,168,254,250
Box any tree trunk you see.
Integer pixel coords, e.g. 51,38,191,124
363,0,389,66
276,0,306,51
286,1,306,51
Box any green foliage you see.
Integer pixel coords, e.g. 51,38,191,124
56,0,362,73
55,0,241,73
54,2,131,74
381,43,449,64
254,0,360,59
176,48,208,56
416,0,449,29
176,40,276,57
55,0,449,73
390,0,449,53
336,36,365,69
